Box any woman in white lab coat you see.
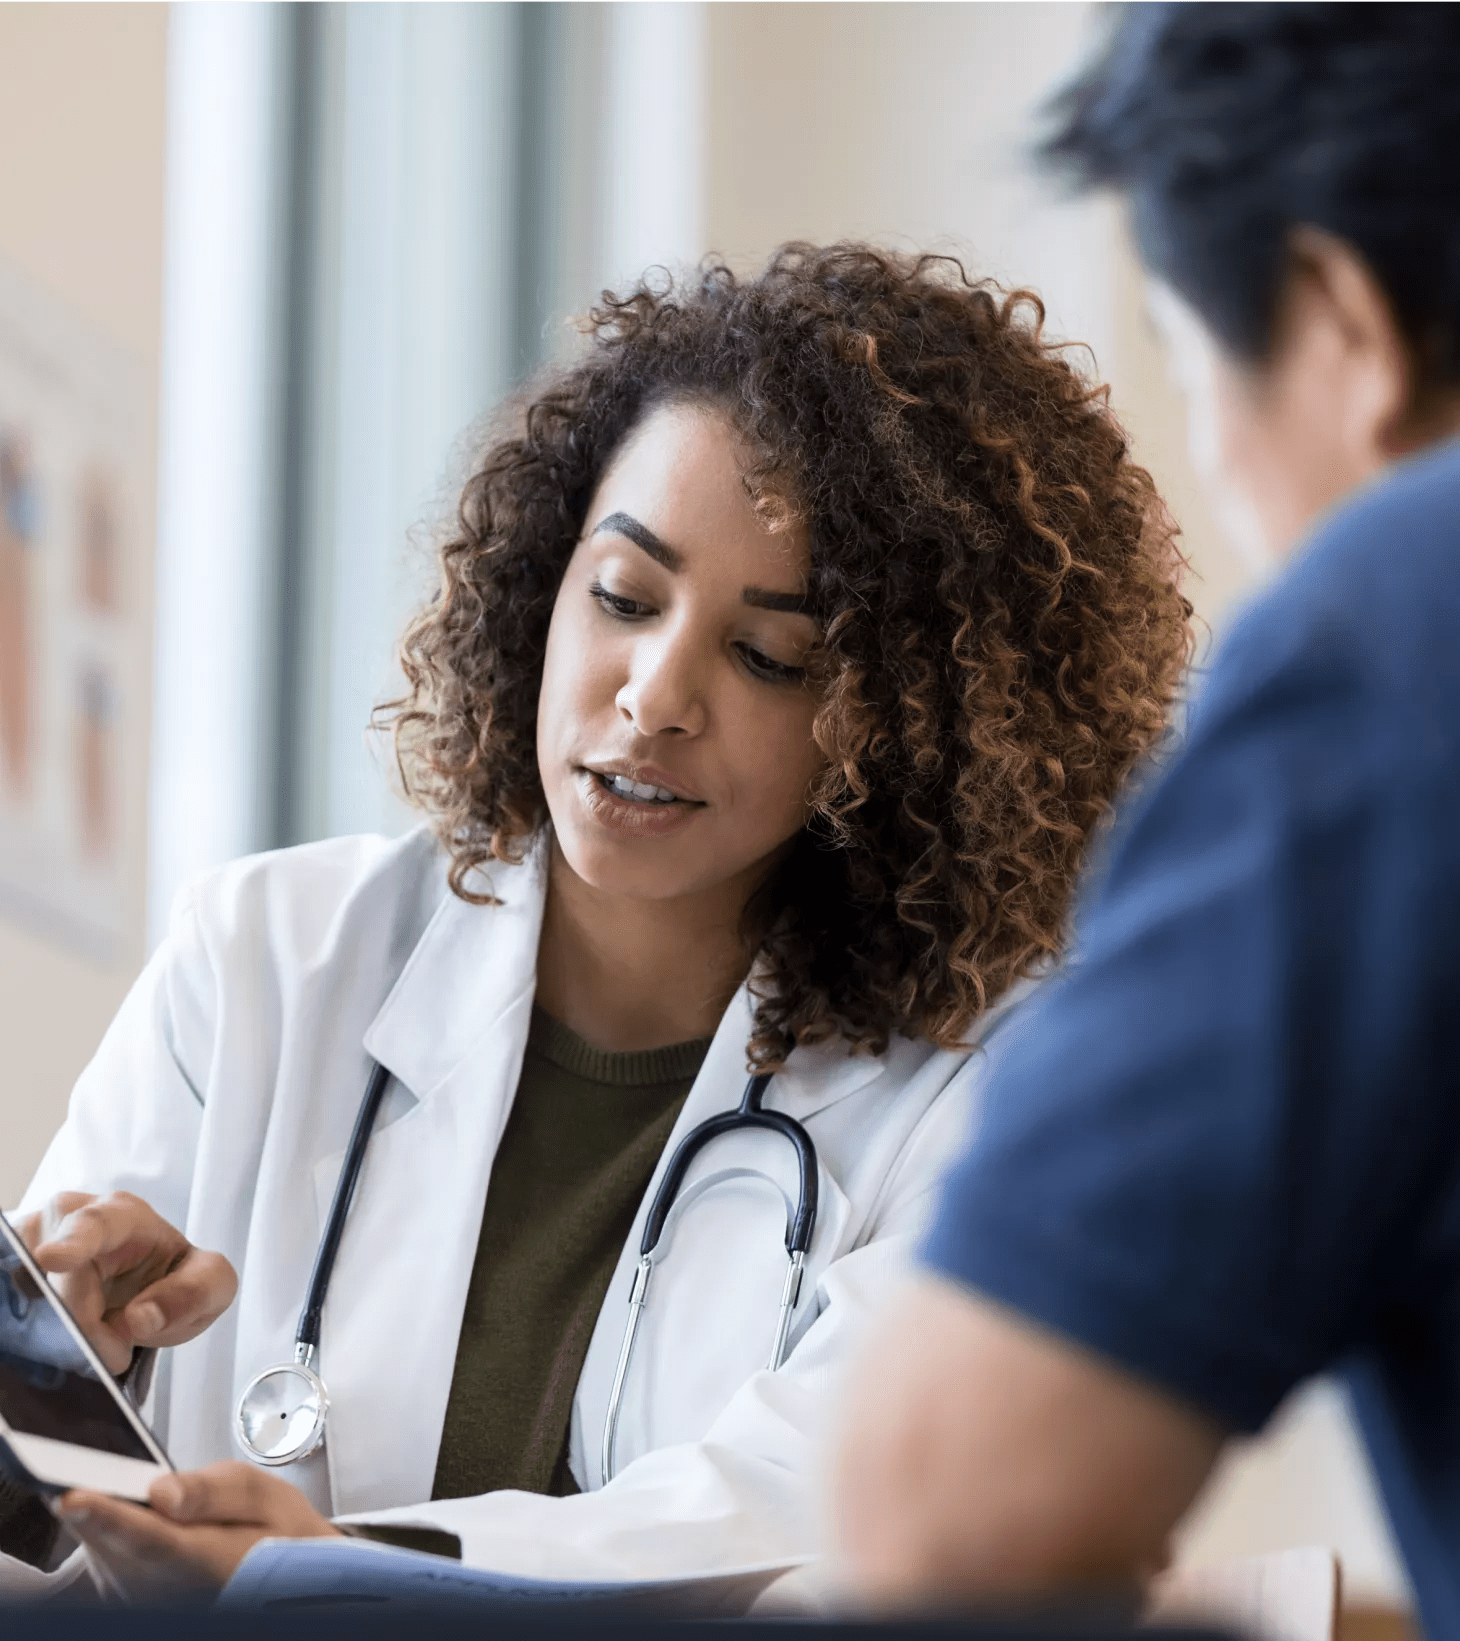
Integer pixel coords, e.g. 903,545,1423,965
1,245,1190,1598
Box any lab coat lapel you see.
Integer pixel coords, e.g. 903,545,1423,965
766,1033,887,1124
770,972,1039,1124
315,844,548,1516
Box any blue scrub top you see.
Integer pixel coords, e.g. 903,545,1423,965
924,439,1460,1638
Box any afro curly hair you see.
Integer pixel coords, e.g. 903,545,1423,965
386,242,1192,1068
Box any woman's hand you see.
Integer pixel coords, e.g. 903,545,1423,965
16,1192,238,1374
59,1463,342,1590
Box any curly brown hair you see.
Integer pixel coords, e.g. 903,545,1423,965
388,243,1191,1067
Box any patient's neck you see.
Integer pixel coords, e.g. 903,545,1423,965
534,838,755,1054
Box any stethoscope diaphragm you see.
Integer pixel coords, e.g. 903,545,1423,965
236,1347,329,1466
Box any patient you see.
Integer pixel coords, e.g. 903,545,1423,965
835,10,1460,1635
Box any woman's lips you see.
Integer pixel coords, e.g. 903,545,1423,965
577,767,704,835
584,760,705,804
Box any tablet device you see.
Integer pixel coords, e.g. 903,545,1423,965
0,1207,172,1501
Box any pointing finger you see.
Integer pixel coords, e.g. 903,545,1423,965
15,1194,96,1260
33,1193,185,1281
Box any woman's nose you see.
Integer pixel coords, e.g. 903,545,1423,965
615,633,708,737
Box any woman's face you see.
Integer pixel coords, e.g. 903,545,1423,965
537,401,825,909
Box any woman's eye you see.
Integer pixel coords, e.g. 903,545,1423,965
589,582,652,619
737,643,806,685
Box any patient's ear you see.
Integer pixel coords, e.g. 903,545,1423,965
1280,227,1427,464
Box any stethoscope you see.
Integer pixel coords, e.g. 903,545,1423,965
235,1061,818,1478
235,1060,392,1466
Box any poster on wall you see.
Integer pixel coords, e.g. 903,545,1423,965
0,259,141,956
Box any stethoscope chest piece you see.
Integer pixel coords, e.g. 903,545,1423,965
236,1348,329,1467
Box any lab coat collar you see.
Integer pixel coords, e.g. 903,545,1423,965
737,960,1043,1123
763,1018,885,1121
360,831,886,1125
361,836,548,1105
682,982,886,1127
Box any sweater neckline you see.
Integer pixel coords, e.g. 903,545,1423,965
527,1005,713,1087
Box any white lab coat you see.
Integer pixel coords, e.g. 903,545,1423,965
6,827,1011,1591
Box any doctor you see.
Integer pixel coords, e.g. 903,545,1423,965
1,243,1190,1596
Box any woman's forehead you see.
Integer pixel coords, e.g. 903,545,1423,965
588,402,812,579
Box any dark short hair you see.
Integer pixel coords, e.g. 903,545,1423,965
388,244,1190,1068
1042,3,1460,377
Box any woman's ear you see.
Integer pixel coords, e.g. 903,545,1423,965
1282,227,1414,463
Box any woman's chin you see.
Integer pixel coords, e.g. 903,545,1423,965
550,804,709,904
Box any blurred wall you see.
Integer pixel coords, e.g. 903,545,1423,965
703,0,1254,639
0,2,166,1205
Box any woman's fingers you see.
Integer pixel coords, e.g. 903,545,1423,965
117,1247,238,1346
58,1491,234,1589
150,1462,275,1525
62,1490,191,1557
39,1259,135,1376
14,1193,95,1256
57,1465,343,1591
148,1461,336,1538
30,1192,188,1283
19,1191,237,1368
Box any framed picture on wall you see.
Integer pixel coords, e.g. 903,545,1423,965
0,259,141,956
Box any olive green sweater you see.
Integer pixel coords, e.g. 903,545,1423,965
429,1006,710,1501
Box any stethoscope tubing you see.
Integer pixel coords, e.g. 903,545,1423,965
234,1058,393,1468
297,1058,394,1356
639,1074,818,1258
600,1071,818,1484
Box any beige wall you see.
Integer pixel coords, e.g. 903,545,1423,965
703,1,1254,637
0,3,167,1204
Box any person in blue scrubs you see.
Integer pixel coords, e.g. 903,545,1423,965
834,7,1460,1634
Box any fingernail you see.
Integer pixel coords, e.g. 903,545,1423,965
151,1477,185,1516
58,1502,91,1524
131,1301,165,1339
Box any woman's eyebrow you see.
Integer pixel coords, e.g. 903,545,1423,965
743,587,813,614
594,508,811,613
593,510,681,570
